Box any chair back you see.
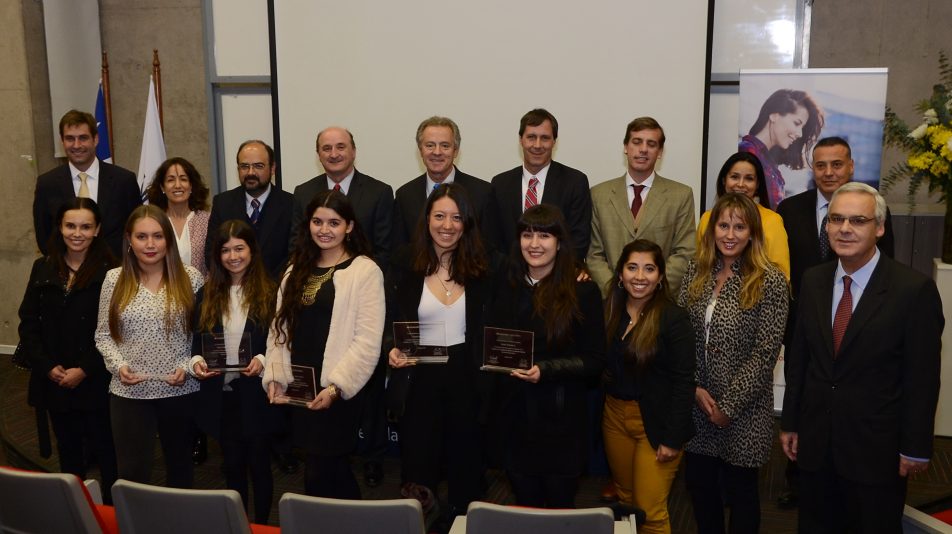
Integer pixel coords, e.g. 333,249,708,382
0,467,104,534
278,493,424,534
111,479,251,534
465,501,615,534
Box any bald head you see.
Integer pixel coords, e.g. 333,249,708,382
316,127,357,182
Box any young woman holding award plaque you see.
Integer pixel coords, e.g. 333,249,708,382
386,183,498,520
95,205,204,488
262,190,385,499
485,204,606,508
188,219,278,523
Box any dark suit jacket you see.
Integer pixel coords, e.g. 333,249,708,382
291,170,394,268
391,168,490,250
191,289,282,440
777,188,896,345
33,161,141,257
781,256,943,484
485,161,592,260
207,185,294,280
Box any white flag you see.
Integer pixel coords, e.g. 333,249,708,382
137,74,167,198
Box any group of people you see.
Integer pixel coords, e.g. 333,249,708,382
18,107,942,534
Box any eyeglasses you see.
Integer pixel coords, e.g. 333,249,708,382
238,163,268,172
827,215,875,227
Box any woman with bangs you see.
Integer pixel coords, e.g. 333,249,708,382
386,183,497,519
189,220,278,523
678,193,788,534
95,204,204,487
486,204,606,509
262,190,385,499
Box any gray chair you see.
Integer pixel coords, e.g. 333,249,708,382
112,479,252,534
465,501,615,534
0,467,104,534
278,493,424,534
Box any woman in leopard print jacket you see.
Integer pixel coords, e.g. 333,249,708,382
678,193,788,534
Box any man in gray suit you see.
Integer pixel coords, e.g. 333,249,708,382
587,117,696,296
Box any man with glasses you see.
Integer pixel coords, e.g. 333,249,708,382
781,182,942,533
207,139,294,279
775,136,895,507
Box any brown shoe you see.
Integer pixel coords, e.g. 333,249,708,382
600,481,618,502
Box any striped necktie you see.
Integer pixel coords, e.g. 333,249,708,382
524,176,539,211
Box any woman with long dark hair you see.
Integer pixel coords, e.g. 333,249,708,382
189,219,278,523
679,193,788,533
95,204,204,488
145,157,212,276
487,204,605,508
602,239,695,534
19,197,119,502
387,183,495,518
262,190,385,499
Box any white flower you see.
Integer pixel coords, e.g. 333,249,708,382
909,123,929,139
924,108,939,124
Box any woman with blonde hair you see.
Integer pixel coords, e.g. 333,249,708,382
95,204,204,487
678,193,788,534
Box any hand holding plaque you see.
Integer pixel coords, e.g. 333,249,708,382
271,363,317,407
202,332,253,371
393,322,449,364
482,327,534,373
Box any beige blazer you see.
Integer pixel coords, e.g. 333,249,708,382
587,174,696,296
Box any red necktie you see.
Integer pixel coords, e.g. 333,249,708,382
631,184,645,222
524,177,539,211
333,183,342,193
832,275,852,356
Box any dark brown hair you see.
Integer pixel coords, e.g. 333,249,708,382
715,152,770,208
411,183,487,283
46,197,117,289
145,157,211,211
605,239,669,369
519,108,558,139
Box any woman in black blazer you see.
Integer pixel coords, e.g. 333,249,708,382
190,220,280,524
387,184,495,520
602,239,696,534
18,197,119,503
486,204,606,509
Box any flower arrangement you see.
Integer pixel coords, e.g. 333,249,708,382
883,51,952,261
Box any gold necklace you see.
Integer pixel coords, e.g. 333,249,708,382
437,276,453,298
301,251,347,305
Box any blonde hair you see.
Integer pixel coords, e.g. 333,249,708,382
687,194,778,309
108,205,195,341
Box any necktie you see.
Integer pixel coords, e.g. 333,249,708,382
819,214,831,260
78,172,90,198
631,184,645,223
525,177,539,211
432,183,439,195
832,275,852,356
250,198,261,225
333,183,342,193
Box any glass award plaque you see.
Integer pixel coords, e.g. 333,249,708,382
393,321,449,364
202,332,253,371
481,327,534,373
273,363,317,407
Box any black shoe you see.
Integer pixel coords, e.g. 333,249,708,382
364,461,383,487
278,453,299,474
192,435,207,465
777,488,799,509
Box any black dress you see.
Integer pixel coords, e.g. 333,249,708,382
290,257,362,456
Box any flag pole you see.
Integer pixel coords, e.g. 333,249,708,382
101,51,114,159
152,49,163,133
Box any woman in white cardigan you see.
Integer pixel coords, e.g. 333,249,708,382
262,189,384,499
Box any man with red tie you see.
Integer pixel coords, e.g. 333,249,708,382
781,182,943,533
484,108,592,260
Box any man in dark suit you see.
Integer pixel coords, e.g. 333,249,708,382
775,136,896,506
781,182,943,533
485,108,591,259
392,116,489,250
33,109,140,258
207,140,294,280
291,127,393,268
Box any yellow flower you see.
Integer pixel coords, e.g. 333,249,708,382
928,125,952,150
931,159,950,176
909,152,935,170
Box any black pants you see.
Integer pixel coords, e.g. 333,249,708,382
48,407,118,504
358,359,389,462
110,394,194,488
304,453,361,499
220,389,273,524
798,453,907,534
685,451,760,534
507,470,578,509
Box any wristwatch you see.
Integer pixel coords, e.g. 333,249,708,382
326,383,340,400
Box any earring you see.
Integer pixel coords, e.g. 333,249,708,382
617,279,623,288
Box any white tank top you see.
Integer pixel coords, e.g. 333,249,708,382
418,286,467,346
